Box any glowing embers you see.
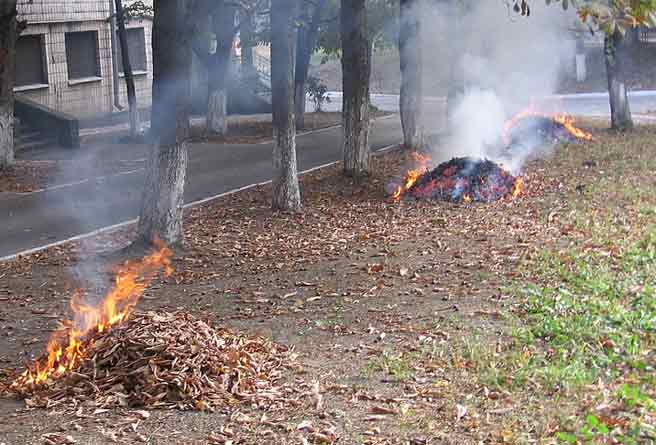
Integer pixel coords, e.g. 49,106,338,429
397,156,522,203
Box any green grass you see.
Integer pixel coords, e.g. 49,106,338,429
361,349,416,382
483,227,656,442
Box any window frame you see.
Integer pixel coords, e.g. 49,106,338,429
14,33,49,91
64,30,102,83
117,27,148,76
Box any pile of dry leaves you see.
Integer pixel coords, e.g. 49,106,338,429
14,311,295,412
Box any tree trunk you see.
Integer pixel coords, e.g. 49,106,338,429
115,0,141,139
294,0,327,130
445,1,463,121
294,81,306,127
206,3,236,136
0,2,17,168
399,0,423,150
271,0,301,210
136,0,192,246
341,0,371,179
206,86,227,135
605,29,632,131
239,10,258,93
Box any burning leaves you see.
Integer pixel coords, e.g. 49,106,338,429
392,157,523,203
13,242,173,389
502,104,593,145
14,311,294,411
390,107,591,202
7,241,296,415
391,152,431,200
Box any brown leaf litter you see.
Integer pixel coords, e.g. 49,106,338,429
10,311,296,412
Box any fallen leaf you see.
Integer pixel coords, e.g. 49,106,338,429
370,405,396,415
297,420,314,432
130,410,150,420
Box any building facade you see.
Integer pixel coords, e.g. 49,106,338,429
15,0,153,119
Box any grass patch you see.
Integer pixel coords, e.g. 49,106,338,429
475,228,656,442
361,349,417,382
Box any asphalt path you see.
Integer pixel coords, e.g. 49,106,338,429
0,116,403,259
2,90,656,260
322,91,656,115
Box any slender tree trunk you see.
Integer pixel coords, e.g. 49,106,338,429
0,2,18,168
294,78,307,127
294,25,309,130
137,0,192,246
271,0,301,210
445,0,463,121
115,0,141,139
239,10,258,93
294,0,327,130
341,0,371,178
399,0,423,150
206,3,236,136
605,29,632,131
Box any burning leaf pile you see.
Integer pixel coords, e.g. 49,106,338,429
502,106,593,146
402,157,522,203
390,106,591,202
9,242,295,412
14,311,293,411
13,243,175,388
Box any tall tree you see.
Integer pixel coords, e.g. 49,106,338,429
444,0,463,120
604,29,632,130
206,2,237,136
115,0,142,139
0,1,18,168
271,0,302,210
136,0,193,246
294,0,329,130
398,0,423,149
341,0,371,178
238,7,260,94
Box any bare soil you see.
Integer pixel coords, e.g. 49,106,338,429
0,122,652,444
0,161,57,193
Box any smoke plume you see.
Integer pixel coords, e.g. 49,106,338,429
420,0,578,168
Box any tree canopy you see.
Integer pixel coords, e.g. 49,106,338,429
512,0,656,34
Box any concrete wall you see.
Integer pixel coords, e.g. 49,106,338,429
115,19,153,112
15,0,153,120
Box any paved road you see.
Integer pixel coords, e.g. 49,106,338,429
2,90,656,260
325,91,656,116
0,116,403,259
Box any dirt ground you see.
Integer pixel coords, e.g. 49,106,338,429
0,121,654,444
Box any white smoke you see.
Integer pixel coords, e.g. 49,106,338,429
419,0,578,169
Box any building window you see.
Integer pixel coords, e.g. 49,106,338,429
65,31,101,80
15,34,47,87
117,28,147,73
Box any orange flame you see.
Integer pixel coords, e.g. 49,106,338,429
553,115,593,141
512,177,523,198
13,242,173,388
392,152,431,200
502,103,592,144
